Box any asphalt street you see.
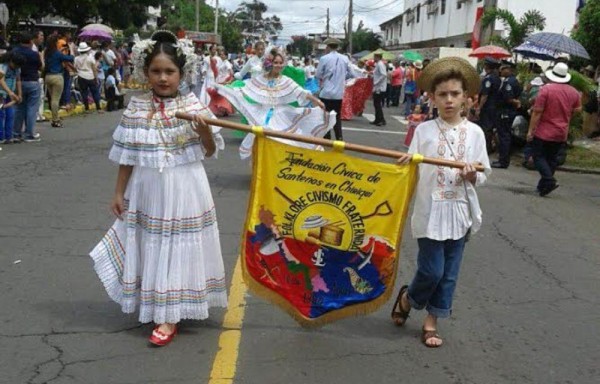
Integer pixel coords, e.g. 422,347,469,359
1,97,599,384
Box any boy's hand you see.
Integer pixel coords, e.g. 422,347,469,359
396,153,412,165
461,162,478,184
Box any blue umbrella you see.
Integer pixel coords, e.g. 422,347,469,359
526,32,590,60
514,41,557,61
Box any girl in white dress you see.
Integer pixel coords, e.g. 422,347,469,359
234,41,266,81
215,49,335,159
90,31,227,346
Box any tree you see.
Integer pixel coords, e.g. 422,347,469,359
480,8,546,50
231,0,282,36
162,0,243,53
573,0,600,66
348,21,381,53
286,35,312,58
4,0,161,29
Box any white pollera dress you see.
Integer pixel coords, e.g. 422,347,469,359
90,92,228,324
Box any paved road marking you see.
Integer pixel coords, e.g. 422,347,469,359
344,127,407,135
208,258,247,384
391,115,408,124
361,113,375,121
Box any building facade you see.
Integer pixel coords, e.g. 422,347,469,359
381,0,578,50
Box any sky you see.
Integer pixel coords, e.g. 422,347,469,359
213,0,405,42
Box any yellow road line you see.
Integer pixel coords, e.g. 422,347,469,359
208,257,247,384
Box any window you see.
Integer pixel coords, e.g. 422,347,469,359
417,4,421,23
441,0,446,15
457,2,462,10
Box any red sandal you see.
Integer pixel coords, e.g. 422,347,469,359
149,325,178,346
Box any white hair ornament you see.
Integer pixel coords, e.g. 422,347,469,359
131,30,201,86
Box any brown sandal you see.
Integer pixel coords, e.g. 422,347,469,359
391,285,411,326
421,328,443,348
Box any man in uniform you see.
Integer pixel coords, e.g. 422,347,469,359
476,57,501,152
493,60,522,169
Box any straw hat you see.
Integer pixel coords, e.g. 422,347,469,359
413,60,423,69
416,57,480,96
323,37,342,47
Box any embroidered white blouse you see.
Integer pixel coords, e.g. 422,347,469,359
109,92,224,169
408,118,491,241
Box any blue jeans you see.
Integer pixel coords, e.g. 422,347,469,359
404,93,416,116
531,137,563,192
407,236,467,318
60,73,72,105
0,97,15,141
13,81,41,139
78,77,101,110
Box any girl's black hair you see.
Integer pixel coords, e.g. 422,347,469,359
44,35,59,61
144,30,186,74
0,51,25,67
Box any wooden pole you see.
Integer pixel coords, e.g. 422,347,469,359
175,112,485,172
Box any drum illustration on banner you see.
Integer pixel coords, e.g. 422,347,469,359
241,137,417,326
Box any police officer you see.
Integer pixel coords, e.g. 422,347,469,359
476,57,501,153
493,60,522,169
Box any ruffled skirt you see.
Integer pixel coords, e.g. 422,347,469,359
90,162,228,323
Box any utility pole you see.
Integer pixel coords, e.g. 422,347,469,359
348,0,353,53
326,8,330,38
214,0,219,35
195,0,199,31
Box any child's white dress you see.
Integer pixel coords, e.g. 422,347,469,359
90,92,228,324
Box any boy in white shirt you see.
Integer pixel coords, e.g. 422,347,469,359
393,57,491,348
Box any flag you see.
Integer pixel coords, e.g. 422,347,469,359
241,136,417,326
472,7,485,50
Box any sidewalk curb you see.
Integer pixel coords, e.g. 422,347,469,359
556,165,600,175
513,153,600,176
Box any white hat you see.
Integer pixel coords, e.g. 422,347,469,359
413,60,423,69
545,63,571,83
530,76,544,87
77,42,92,53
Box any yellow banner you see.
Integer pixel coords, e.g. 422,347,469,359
241,137,417,326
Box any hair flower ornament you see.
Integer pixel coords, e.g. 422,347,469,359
131,30,201,86
263,55,274,73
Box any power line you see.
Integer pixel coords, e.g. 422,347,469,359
354,0,403,13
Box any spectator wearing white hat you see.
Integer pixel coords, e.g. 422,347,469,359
74,42,102,113
527,63,582,196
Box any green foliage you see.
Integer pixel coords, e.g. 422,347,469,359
346,21,381,53
287,36,312,58
231,0,283,35
573,0,600,66
481,7,546,50
569,70,597,94
5,0,161,29
162,0,243,53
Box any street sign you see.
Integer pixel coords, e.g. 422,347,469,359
185,31,221,44
0,3,8,26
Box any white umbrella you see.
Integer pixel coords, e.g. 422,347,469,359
81,23,114,35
